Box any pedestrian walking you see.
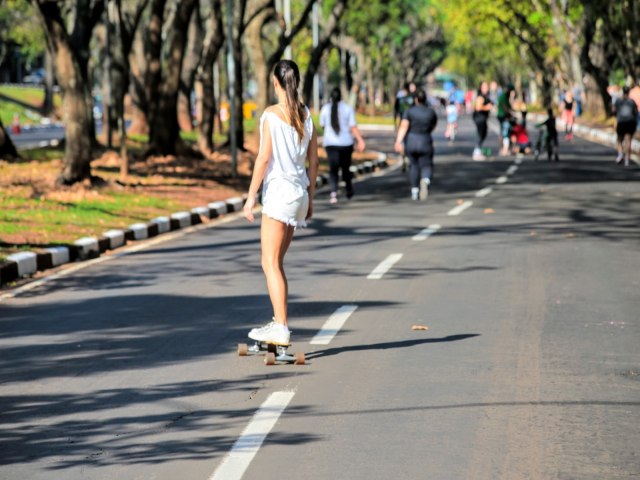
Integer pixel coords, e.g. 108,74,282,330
629,84,640,132
319,87,366,204
472,81,493,161
394,82,416,130
242,59,319,346
613,86,639,167
497,83,515,156
444,99,459,142
562,90,575,140
394,88,438,201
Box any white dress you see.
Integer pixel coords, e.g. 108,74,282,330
260,106,314,228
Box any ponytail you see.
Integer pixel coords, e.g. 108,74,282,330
330,87,341,134
273,59,305,143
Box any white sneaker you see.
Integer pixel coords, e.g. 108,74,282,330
472,148,486,161
616,153,624,164
411,187,419,201
329,192,338,204
419,178,430,200
249,321,290,345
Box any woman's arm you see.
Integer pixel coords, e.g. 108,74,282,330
243,116,273,222
350,125,366,152
306,127,319,220
394,119,410,153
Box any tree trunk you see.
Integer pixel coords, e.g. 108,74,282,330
245,6,273,113
197,0,225,154
580,8,612,117
302,0,346,104
178,2,204,132
34,0,98,185
128,27,149,135
0,118,20,160
143,0,167,140
148,0,198,155
42,49,55,117
231,29,245,150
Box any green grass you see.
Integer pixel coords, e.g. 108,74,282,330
0,98,42,126
0,188,188,245
355,113,394,125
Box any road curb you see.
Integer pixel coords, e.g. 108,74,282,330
0,154,389,289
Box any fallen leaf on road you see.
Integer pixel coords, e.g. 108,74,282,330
411,325,429,331
484,208,495,214
456,199,465,205
564,232,575,238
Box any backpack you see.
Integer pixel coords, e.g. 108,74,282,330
617,99,637,122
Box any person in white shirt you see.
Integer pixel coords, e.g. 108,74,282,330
243,60,319,346
320,87,365,204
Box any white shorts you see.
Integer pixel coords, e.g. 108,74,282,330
262,178,309,228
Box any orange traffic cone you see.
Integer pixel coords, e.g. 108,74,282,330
11,113,21,134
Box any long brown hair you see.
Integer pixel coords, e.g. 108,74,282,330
274,59,306,142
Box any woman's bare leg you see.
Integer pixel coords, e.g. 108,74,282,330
261,215,295,328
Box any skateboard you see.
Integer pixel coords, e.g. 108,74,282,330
237,341,305,365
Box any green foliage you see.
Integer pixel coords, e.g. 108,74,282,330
0,0,45,62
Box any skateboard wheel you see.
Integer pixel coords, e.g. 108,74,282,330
265,352,276,365
294,352,305,365
267,343,277,353
237,343,248,356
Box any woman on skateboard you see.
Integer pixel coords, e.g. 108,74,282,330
243,59,319,346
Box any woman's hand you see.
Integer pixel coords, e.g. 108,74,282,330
243,195,255,222
356,138,366,152
394,140,404,154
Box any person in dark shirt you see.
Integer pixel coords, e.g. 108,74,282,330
394,89,438,201
472,81,493,160
535,108,559,162
394,82,416,129
613,86,639,166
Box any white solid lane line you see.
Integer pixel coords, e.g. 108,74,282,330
310,305,359,345
475,187,493,198
367,253,403,280
495,176,508,184
447,201,473,216
209,391,296,480
412,224,441,242
506,165,518,175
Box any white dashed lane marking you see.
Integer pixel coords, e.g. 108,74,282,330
412,224,441,241
310,305,359,345
506,165,518,175
447,201,473,216
495,176,508,184
367,253,403,280
475,187,493,198
209,391,296,480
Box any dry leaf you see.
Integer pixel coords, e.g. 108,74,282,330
456,199,465,205
411,325,429,331
484,208,495,214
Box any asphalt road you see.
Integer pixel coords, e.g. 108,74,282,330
1,117,639,480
